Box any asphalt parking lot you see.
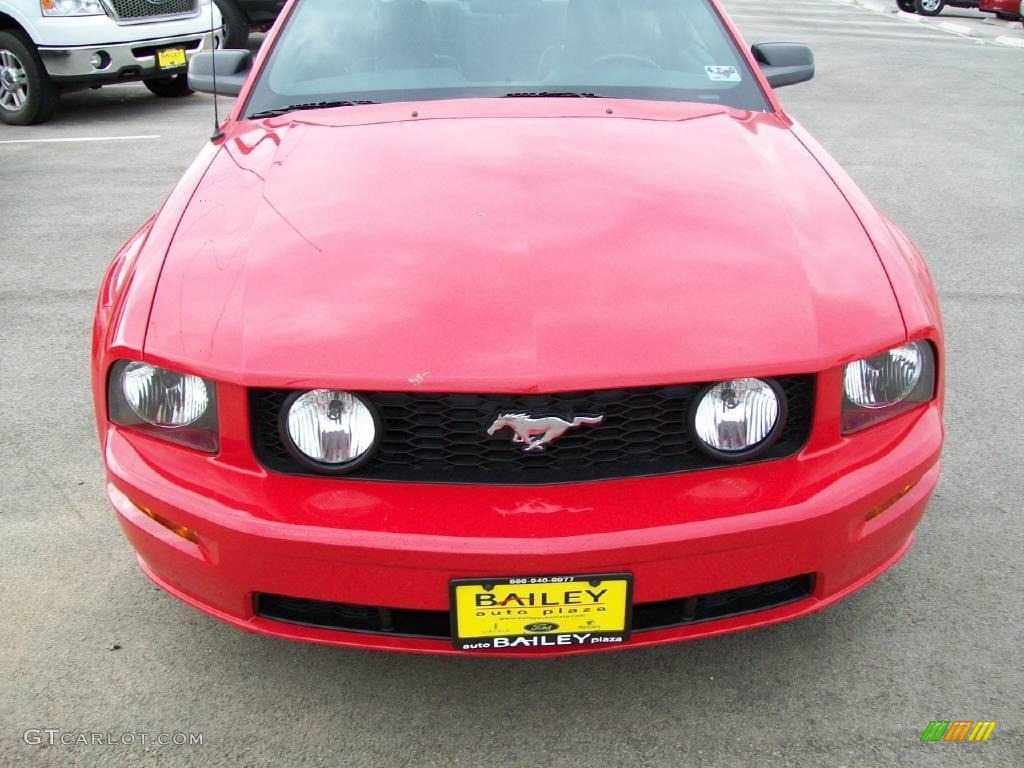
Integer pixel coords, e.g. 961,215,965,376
1,0,1022,766
855,0,1024,48
856,0,1024,48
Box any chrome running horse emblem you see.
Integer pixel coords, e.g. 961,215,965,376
486,413,605,452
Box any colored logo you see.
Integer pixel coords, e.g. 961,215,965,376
921,721,997,742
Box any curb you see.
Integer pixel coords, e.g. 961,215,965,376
856,0,896,13
858,1,926,21
938,21,974,36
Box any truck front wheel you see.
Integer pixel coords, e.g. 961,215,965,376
913,0,946,15
143,73,194,98
214,0,251,49
0,30,59,126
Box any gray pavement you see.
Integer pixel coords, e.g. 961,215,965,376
1,1,1022,766
854,0,1024,48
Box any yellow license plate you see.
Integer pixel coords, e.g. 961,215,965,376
451,574,632,651
156,48,187,70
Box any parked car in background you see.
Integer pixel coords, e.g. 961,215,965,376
897,0,979,15
978,0,1022,19
0,0,222,125
214,0,285,48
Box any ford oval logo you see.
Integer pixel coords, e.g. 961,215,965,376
524,622,559,633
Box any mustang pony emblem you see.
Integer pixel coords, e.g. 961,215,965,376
487,413,605,452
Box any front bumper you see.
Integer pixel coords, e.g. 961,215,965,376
103,394,943,656
39,31,216,84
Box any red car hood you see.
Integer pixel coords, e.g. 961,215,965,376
145,101,904,391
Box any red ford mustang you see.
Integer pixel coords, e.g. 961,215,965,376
92,0,944,656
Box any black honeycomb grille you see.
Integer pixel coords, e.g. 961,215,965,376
249,377,814,484
107,0,197,20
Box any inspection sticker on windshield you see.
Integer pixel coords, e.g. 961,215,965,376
705,65,741,82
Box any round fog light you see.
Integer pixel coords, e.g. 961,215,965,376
90,51,110,70
284,390,378,471
692,378,784,460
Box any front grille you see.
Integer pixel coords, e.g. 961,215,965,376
255,575,815,640
631,575,814,630
106,0,198,21
249,377,814,484
255,597,453,640
131,38,202,59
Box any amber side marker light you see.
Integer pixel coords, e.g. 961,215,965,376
865,483,916,522
136,504,200,543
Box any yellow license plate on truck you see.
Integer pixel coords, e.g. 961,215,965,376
451,574,632,651
156,48,187,70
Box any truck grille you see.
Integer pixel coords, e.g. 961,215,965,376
105,0,199,22
249,377,814,484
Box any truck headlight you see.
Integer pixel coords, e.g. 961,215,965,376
842,341,936,433
40,0,106,16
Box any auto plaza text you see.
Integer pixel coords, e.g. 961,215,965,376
459,634,625,650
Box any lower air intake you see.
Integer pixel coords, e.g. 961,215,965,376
255,575,815,640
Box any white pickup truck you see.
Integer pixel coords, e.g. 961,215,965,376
0,0,222,125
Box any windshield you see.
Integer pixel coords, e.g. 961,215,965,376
245,0,768,117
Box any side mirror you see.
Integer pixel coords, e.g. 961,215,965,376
751,43,814,89
187,50,253,97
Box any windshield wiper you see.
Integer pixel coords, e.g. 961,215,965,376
248,100,378,119
502,91,604,98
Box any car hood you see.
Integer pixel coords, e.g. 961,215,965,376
144,101,904,391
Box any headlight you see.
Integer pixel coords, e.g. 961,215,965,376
122,362,209,426
108,361,218,452
691,378,785,460
40,0,105,16
284,390,378,471
842,341,936,433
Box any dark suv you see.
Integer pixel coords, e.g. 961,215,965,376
216,0,287,48
896,0,979,15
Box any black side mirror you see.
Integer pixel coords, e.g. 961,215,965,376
188,50,253,97
751,43,814,89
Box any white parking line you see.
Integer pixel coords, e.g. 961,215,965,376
995,36,1024,47
0,135,160,145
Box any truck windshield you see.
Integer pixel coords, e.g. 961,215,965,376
244,0,768,117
